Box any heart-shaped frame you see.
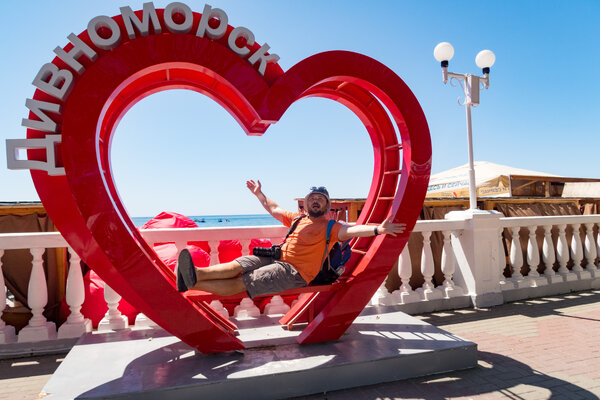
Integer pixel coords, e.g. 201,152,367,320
26,9,431,353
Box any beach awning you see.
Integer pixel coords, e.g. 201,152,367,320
561,182,600,197
426,161,560,198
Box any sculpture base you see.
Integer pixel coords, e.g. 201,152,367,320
42,307,476,400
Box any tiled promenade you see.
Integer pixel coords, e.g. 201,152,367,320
2,290,600,400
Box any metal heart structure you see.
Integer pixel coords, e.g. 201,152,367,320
20,5,431,353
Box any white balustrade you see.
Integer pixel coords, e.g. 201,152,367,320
264,295,291,315
596,227,600,266
2,215,600,350
525,225,547,287
415,231,443,301
392,245,420,304
209,300,229,318
556,224,575,280
58,248,92,338
208,240,220,265
542,225,562,284
372,281,395,306
240,239,251,256
441,230,463,297
233,297,260,318
98,284,129,331
583,223,598,276
0,250,16,344
498,229,511,289
134,313,159,328
18,248,57,342
570,224,589,280
508,227,525,287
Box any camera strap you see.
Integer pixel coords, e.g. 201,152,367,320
280,214,306,245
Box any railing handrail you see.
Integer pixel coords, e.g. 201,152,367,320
0,231,68,250
139,225,288,243
500,214,600,228
3,214,600,250
411,219,468,232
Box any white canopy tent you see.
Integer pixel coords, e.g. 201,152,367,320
426,161,560,198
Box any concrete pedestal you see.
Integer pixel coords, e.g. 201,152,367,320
41,307,476,399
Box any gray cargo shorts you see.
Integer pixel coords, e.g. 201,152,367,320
236,255,307,298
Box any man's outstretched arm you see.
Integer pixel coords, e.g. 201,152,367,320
337,216,406,242
246,180,286,222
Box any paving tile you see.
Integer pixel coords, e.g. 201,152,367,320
3,290,600,400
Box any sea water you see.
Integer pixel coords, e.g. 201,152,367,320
131,214,281,228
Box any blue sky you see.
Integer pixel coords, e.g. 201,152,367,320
1,1,599,217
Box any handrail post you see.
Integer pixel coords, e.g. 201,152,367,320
0,250,16,343
444,209,503,308
18,248,57,342
58,248,92,338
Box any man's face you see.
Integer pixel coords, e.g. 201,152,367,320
306,193,328,217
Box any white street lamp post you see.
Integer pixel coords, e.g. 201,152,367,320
434,42,496,210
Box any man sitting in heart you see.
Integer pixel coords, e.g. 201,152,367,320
176,180,406,298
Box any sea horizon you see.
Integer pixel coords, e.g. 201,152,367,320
132,213,281,228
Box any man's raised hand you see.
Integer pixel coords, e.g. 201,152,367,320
246,179,262,196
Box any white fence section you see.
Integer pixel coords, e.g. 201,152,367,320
372,211,600,311
1,213,599,349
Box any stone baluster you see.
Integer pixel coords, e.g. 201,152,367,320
583,223,598,276
0,250,16,344
526,225,547,287
372,281,395,306
264,295,291,316
98,283,129,330
542,225,561,284
570,223,590,279
19,248,57,342
240,239,251,256
209,300,229,318
441,230,463,297
556,224,575,281
58,248,92,338
134,313,159,328
596,225,600,267
416,231,442,300
208,240,220,265
233,297,260,318
391,245,419,304
509,227,524,287
498,229,512,289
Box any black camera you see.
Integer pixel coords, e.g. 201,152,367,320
252,245,281,259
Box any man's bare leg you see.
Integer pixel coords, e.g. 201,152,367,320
195,260,244,281
191,276,247,296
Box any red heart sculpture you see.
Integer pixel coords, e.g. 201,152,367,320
26,10,431,353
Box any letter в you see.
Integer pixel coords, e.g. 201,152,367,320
32,63,74,101
53,33,98,75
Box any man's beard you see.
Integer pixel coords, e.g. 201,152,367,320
307,208,326,218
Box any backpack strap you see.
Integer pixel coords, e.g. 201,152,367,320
319,220,337,271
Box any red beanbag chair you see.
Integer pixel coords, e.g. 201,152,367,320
141,211,211,253
218,240,242,263
154,243,210,271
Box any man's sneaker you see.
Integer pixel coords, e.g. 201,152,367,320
176,249,197,292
